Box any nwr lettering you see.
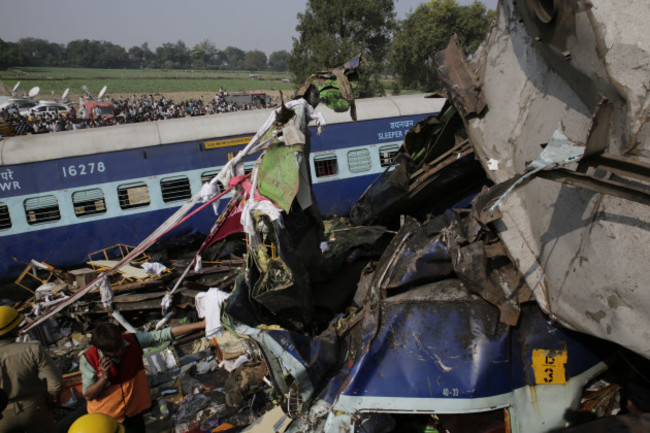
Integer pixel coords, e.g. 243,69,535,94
0,169,21,191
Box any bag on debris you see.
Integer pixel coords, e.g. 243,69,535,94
175,393,212,424
224,361,268,409
143,341,180,386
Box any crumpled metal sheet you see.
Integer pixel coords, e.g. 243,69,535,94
447,239,524,326
320,281,612,433
349,153,412,226
435,34,487,118
362,216,454,301
350,105,486,226
440,0,650,358
231,320,339,406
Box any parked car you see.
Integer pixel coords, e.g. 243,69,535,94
20,101,71,118
0,99,38,115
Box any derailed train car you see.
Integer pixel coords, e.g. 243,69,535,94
0,94,444,282
223,210,619,433
227,277,614,432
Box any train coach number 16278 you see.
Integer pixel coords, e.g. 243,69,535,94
61,162,106,178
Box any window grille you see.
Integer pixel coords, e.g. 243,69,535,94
201,170,220,184
73,188,107,217
160,176,192,203
117,182,150,209
314,154,338,177
0,202,11,230
347,149,372,173
379,144,400,167
24,195,61,225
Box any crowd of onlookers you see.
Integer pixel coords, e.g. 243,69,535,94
0,91,274,137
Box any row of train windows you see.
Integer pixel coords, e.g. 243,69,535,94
0,170,220,229
0,144,400,230
314,144,400,177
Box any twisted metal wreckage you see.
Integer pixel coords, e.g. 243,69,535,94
16,1,650,432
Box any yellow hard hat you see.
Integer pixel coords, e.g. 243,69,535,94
0,306,23,336
68,413,125,433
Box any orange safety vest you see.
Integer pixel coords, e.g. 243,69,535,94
83,333,151,422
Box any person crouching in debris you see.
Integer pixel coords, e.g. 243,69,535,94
0,305,63,433
80,320,205,433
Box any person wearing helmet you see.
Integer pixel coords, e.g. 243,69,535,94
68,413,124,433
80,320,205,433
0,305,63,432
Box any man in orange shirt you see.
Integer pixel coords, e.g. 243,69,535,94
80,320,204,433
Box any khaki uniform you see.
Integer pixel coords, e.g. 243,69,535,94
0,339,63,433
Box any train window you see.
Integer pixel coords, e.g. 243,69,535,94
200,170,224,196
117,182,151,209
379,144,400,167
24,195,61,225
201,170,220,184
73,188,107,217
0,202,11,230
161,175,192,203
347,149,372,173
314,154,338,177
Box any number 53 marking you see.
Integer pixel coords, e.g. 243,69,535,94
532,348,567,385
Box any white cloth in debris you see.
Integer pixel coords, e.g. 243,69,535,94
99,276,113,309
199,181,222,215
141,262,168,276
35,282,56,296
199,181,219,202
240,199,283,238
281,113,306,146
218,354,250,373
161,293,173,311
195,288,230,338
239,155,284,237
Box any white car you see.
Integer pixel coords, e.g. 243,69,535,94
0,99,38,115
20,101,71,118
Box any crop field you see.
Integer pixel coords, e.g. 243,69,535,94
1,67,295,100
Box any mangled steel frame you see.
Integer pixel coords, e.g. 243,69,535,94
435,0,650,359
224,274,613,433
219,2,650,432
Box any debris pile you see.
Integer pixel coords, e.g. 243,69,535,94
3,2,650,432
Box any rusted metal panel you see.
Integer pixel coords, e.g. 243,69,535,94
434,34,486,118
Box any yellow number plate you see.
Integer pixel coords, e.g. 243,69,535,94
203,136,253,150
532,348,567,385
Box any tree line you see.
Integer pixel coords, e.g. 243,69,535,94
0,0,493,94
0,38,288,72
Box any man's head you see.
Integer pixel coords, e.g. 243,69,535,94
90,323,125,358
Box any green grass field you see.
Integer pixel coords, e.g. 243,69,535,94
1,67,295,97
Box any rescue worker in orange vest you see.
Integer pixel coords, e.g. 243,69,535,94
0,305,63,433
80,320,205,433
68,413,125,433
